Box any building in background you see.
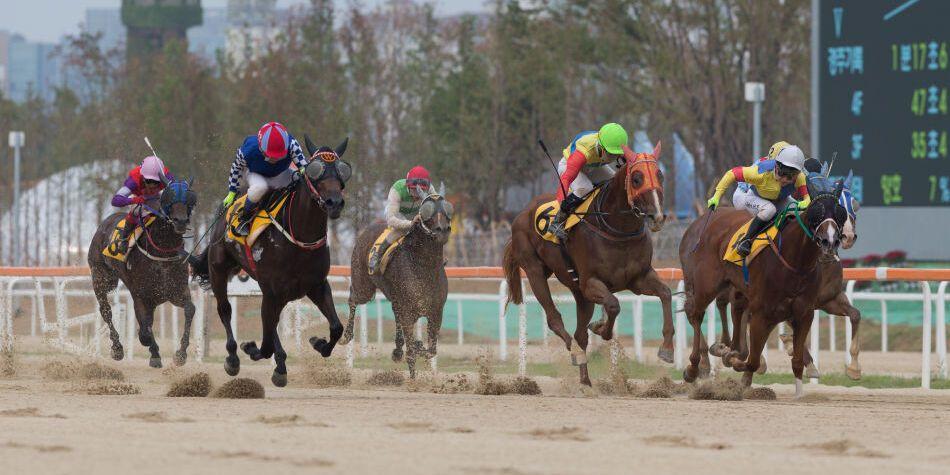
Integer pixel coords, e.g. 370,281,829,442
4,34,62,103
85,8,125,52
0,30,9,97
225,0,280,66
121,0,203,59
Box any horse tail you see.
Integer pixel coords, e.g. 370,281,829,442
188,247,212,290
502,239,523,307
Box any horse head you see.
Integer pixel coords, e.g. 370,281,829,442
302,135,351,219
839,170,859,249
416,193,453,245
159,178,198,235
805,179,848,258
622,141,665,232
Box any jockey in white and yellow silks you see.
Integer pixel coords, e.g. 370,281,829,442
367,166,436,274
707,143,811,257
548,123,629,240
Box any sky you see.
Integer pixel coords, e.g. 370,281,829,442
0,0,485,43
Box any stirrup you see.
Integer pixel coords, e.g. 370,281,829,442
550,221,568,240
235,219,252,237
368,247,384,274
735,239,752,257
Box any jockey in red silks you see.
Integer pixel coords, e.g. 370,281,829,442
111,155,174,253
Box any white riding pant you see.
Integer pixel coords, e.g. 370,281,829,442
246,168,295,203
557,159,618,198
732,187,794,221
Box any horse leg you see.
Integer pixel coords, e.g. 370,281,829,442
210,268,239,376
523,263,571,350
817,292,861,380
92,271,123,361
397,316,419,379
585,281,620,341
631,270,675,364
170,290,195,366
241,292,282,361
134,300,162,368
681,282,714,383
307,281,344,358
425,310,443,363
730,311,770,388
723,296,748,368
342,302,357,346
573,294,595,386
708,291,731,358
392,325,405,362
271,330,289,388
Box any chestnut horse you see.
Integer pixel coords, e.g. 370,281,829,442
679,181,846,396
503,142,669,385
190,136,350,387
710,178,862,379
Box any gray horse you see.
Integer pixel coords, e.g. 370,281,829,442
342,194,452,378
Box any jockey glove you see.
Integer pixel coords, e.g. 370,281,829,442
706,196,719,210
131,196,146,205
222,191,236,207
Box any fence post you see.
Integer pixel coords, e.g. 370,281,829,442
194,289,206,363
125,293,135,361
359,304,368,358
674,281,686,370
828,314,836,352
881,301,888,353
810,310,820,384
518,303,527,377
845,280,856,365
921,281,932,389
456,299,464,346
633,296,643,363
777,322,785,353
376,299,384,346
937,281,948,379
498,280,507,361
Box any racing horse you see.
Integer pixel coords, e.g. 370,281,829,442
87,179,198,368
679,179,847,396
504,142,669,385
341,194,453,378
190,136,350,387
710,172,863,379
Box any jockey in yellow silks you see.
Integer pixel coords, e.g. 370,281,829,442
707,142,811,257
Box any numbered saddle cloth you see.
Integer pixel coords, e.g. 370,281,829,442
533,188,601,244
225,193,291,248
722,218,780,265
368,227,407,276
102,216,157,262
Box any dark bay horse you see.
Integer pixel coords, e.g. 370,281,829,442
342,194,452,378
87,179,198,367
504,142,669,385
190,136,350,387
711,178,862,379
678,182,846,397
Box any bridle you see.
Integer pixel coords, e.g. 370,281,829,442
132,180,196,261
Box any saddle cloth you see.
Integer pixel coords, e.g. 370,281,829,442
225,193,291,248
102,216,156,262
533,188,601,244
368,227,407,275
723,218,779,265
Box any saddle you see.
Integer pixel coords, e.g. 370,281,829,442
533,188,602,244
102,216,157,262
722,205,801,266
225,192,292,248
367,227,407,276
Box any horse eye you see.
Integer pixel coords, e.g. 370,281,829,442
656,170,664,183
632,171,644,188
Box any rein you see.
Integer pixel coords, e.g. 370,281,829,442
133,205,184,261
578,180,646,241
268,190,328,251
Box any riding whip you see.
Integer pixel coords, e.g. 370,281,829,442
538,138,571,201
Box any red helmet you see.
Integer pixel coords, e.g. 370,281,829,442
257,122,290,159
406,166,431,190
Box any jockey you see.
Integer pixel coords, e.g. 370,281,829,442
707,143,811,257
368,166,435,274
222,121,309,236
548,123,629,240
111,155,173,254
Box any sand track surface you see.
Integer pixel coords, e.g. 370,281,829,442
1,358,949,475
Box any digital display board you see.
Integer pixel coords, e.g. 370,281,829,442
819,0,949,206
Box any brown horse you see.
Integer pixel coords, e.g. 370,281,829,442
341,194,452,378
710,182,862,379
190,136,350,387
87,179,198,367
503,142,669,385
679,181,846,396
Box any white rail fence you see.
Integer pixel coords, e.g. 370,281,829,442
0,276,946,388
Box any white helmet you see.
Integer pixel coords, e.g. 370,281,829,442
774,145,805,171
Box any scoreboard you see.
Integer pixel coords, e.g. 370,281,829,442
818,0,950,206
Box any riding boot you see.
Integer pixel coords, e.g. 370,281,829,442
549,193,585,241
115,220,135,254
235,200,258,237
736,217,770,257
368,237,393,275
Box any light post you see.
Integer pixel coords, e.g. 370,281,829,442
8,131,24,266
745,82,765,159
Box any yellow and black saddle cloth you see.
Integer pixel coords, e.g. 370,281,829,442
225,193,292,248
367,227,407,275
533,188,601,244
102,216,157,262
722,218,780,265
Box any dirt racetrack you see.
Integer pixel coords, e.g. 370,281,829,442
2,352,950,475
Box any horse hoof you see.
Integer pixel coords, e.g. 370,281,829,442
310,337,333,357
224,355,240,376
240,341,258,356
174,350,187,367
708,342,727,357
805,363,820,379
392,348,404,362
722,355,733,368
111,346,124,361
149,357,163,369
271,371,288,388
845,365,861,381
756,360,767,375
657,347,674,364
683,368,697,383
587,319,611,339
